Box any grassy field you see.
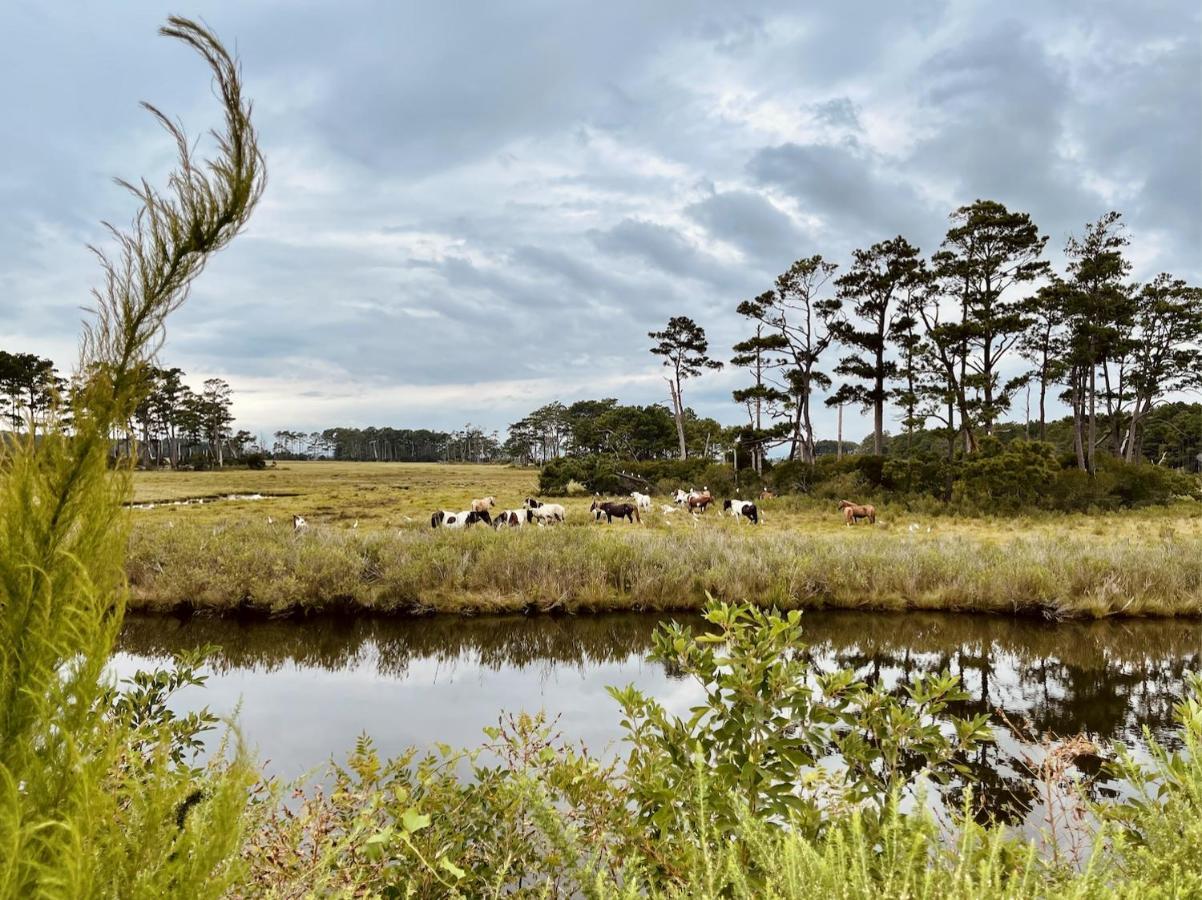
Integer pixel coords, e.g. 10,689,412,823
125,460,1202,618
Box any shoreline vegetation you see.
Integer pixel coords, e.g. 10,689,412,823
127,508,1202,619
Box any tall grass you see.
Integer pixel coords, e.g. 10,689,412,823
0,18,263,897
128,520,1202,618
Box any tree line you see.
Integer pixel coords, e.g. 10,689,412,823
0,350,249,468
313,425,503,462
644,202,1201,475
504,399,728,465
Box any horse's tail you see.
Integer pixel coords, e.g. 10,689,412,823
634,506,641,523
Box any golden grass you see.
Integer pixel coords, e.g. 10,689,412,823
123,462,1202,618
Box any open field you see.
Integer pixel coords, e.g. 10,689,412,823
124,461,1202,618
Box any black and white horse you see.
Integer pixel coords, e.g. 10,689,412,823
492,509,531,528
524,498,565,523
431,509,490,528
722,499,759,525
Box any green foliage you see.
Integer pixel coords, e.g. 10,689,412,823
231,603,1202,897
955,437,1059,510
106,647,221,774
0,16,263,897
610,603,990,858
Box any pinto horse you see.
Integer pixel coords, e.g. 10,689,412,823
838,499,876,526
723,499,759,524
431,509,490,528
686,489,714,514
590,498,640,524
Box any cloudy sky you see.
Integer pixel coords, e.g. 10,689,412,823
2,1,1198,441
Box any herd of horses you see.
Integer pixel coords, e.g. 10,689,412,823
425,490,879,529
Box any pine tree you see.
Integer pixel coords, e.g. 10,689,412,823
648,316,723,460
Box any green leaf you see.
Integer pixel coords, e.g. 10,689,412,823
439,857,466,879
402,807,431,833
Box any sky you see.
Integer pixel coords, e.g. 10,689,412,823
1,1,1199,442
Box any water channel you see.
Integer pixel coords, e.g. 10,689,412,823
115,609,1201,824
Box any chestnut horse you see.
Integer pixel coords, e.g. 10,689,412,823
687,489,714,514
838,499,876,525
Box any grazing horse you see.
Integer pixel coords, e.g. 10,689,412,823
431,509,489,528
723,499,759,525
591,498,640,524
292,514,308,531
630,491,652,511
759,489,777,500
686,489,714,514
838,499,876,526
471,496,496,513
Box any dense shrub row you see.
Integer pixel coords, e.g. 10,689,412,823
541,440,1201,513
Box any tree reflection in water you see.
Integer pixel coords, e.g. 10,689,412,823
117,609,1200,823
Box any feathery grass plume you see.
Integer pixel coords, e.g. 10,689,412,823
0,16,263,897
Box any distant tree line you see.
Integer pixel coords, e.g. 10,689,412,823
313,425,502,462
503,400,728,465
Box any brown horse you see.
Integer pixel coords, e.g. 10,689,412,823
687,490,714,514
590,498,640,524
838,499,876,525
759,489,777,500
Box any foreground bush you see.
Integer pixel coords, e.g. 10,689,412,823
128,519,1202,618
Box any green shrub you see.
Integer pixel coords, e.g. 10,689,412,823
955,438,1059,511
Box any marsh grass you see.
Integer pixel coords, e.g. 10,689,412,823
127,517,1202,618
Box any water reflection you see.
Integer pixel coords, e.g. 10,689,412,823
115,610,1200,822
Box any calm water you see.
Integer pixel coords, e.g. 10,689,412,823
115,610,1201,823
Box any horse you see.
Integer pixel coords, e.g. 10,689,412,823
838,499,876,526
686,489,714,514
292,514,308,531
431,509,489,528
591,498,640,524
660,504,679,515
630,491,652,511
759,489,777,500
723,499,759,524
527,503,565,525
471,496,496,513
493,509,529,528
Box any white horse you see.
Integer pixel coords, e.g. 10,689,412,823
630,491,652,511
528,503,565,524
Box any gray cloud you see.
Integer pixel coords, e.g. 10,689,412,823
1,0,1197,439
